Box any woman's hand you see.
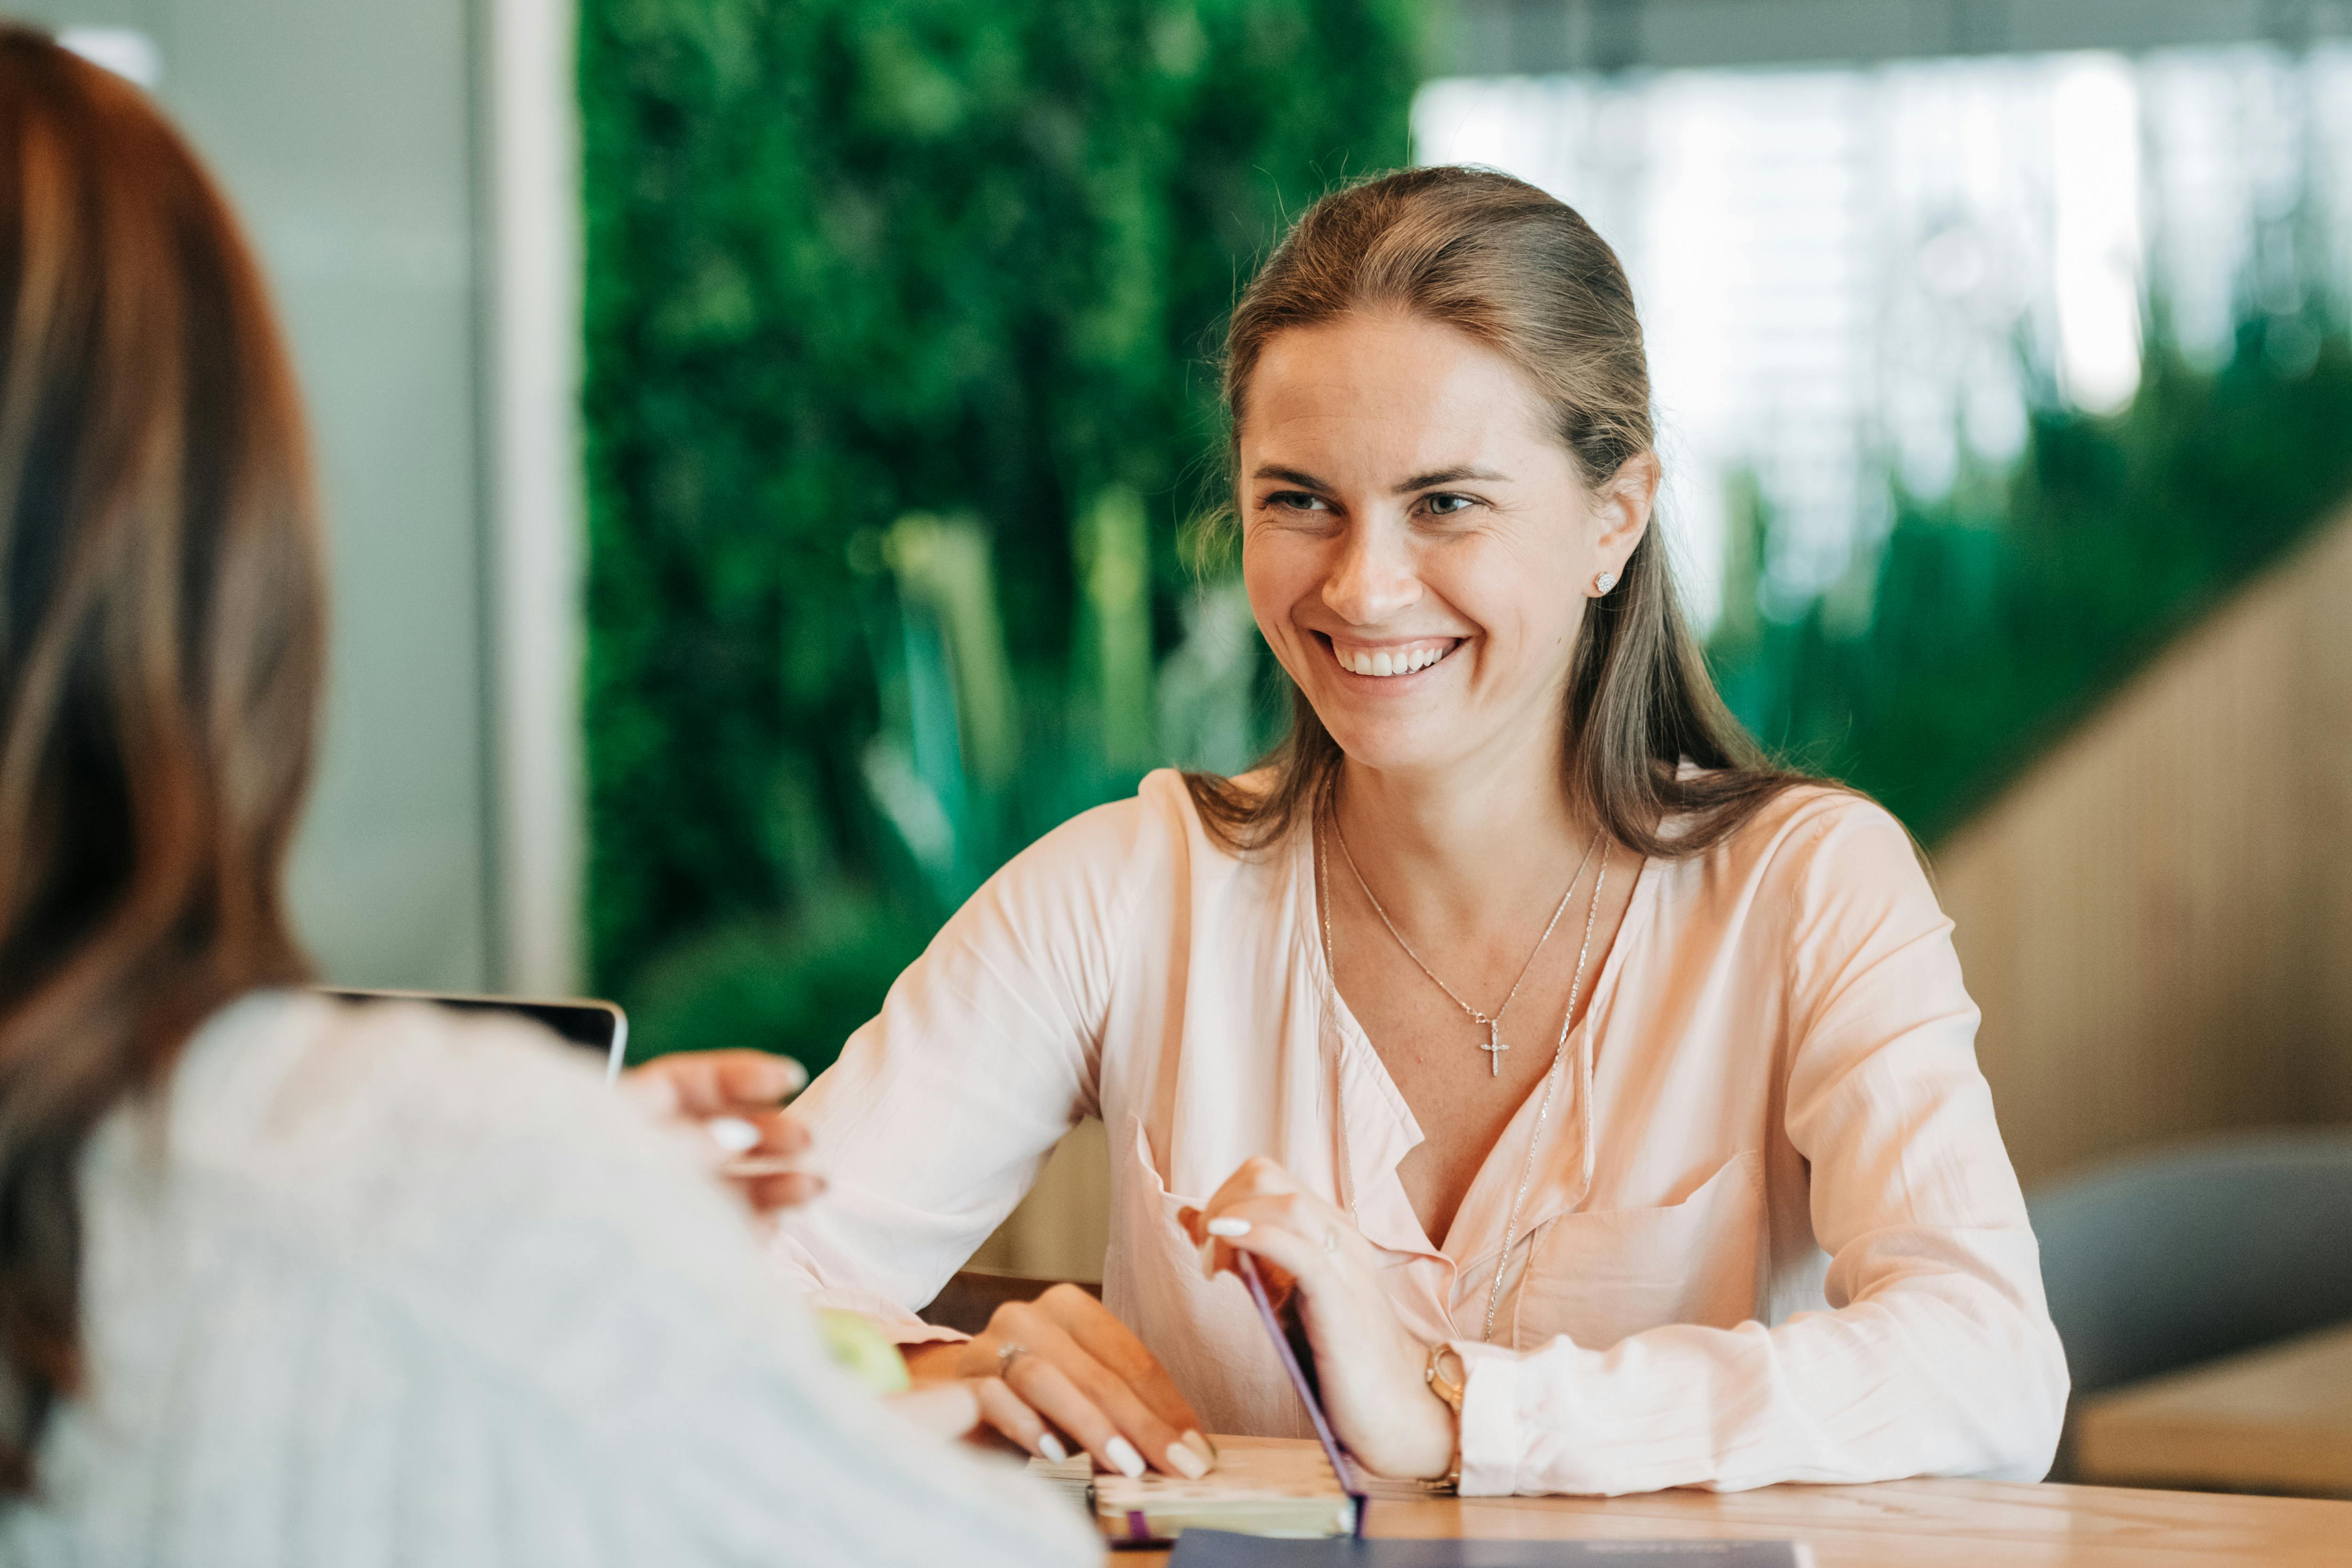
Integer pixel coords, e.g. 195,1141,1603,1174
620,1050,822,1213
900,1283,1215,1480
1181,1158,1455,1481
882,1381,984,1440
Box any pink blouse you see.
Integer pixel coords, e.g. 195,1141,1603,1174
771,771,2068,1496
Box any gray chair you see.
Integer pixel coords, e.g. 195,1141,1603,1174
2026,1130,2352,1396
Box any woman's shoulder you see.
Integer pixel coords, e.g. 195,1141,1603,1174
932,769,1295,1004
1674,778,1927,909
160,989,649,1178
110,990,788,1360
984,766,1288,902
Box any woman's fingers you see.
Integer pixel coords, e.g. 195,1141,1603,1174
708,1108,811,1160
627,1049,808,1118
1034,1284,1208,1452
694,1048,807,1109
986,1301,1203,1479
708,1105,825,1210
1199,1192,1340,1280
740,1169,826,1210
1189,1158,1342,1298
622,1051,819,1210
753,1107,812,1153
971,1375,1072,1461
1201,1154,1304,1212
997,1345,1154,1478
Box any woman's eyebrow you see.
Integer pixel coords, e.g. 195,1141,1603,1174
1252,464,1333,491
1395,464,1509,493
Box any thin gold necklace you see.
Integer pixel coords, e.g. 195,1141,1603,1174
1312,817,1611,1341
1480,846,1605,1341
1332,816,1601,1077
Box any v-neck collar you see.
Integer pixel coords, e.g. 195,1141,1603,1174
1290,822,1661,1276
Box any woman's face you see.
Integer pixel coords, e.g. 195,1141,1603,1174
1239,310,1654,786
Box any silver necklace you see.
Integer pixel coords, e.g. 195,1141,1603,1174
1332,818,1598,1077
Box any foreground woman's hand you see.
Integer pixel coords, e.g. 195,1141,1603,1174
1181,1157,1456,1480
883,1381,985,1441
620,1049,822,1212
900,1283,1215,1479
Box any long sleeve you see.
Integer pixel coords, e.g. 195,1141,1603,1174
1453,802,2070,1496
769,795,1153,1338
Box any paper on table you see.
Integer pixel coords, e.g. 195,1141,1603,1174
1090,1437,1355,1542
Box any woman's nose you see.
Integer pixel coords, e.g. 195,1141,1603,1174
1321,524,1422,626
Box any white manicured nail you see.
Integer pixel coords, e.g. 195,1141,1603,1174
1106,1437,1146,1478
1038,1433,1069,1464
707,1116,762,1154
1206,1217,1250,1237
1182,1429,1215,1466
1166,1440,1209,1479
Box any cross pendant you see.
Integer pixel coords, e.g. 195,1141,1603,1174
1478,1017,1510,1077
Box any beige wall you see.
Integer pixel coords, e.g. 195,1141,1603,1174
1939,507,2352,1186
970,1117,1112,1281
974,508,2352,1280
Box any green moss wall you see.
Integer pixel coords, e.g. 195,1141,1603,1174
580,0,1422,1063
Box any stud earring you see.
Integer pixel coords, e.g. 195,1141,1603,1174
1593,570,1618,595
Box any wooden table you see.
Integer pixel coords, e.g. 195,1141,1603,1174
2074,1321,2352,1496
1115,1472,2352,1566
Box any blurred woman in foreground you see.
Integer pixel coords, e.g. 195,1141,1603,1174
0,28,1090,1565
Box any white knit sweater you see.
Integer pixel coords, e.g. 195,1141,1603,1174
0,991,1097,1567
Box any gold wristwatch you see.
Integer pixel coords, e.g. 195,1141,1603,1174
1423,1341,1466,1490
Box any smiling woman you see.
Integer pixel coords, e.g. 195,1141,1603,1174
771,166,2069,1498
1186,168,1806,864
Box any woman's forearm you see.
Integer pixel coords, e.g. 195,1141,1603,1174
1451,1243,2067,1496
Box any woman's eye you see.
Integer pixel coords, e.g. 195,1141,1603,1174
1264,491,1330,513
1424,493,1475,517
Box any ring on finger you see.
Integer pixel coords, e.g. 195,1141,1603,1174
995,1340,1029,1377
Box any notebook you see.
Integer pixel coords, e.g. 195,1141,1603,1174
1092,1435,1359,1542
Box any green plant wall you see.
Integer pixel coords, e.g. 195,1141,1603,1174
579,0,1423,1066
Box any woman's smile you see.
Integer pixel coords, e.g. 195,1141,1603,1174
1320,633,1465,680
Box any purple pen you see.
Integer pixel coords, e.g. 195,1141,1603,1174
1235,1252,1368,1538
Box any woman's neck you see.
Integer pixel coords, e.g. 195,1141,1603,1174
1332,739,1598,936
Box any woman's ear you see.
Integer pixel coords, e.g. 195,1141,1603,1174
1595,452,1660,563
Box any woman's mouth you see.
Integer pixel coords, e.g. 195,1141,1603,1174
1323,636,1461,678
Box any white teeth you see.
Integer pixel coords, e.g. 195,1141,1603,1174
1339,643,1450,677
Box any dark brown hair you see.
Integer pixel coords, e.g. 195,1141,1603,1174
1184,166,1811,855
0,28,323,1489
